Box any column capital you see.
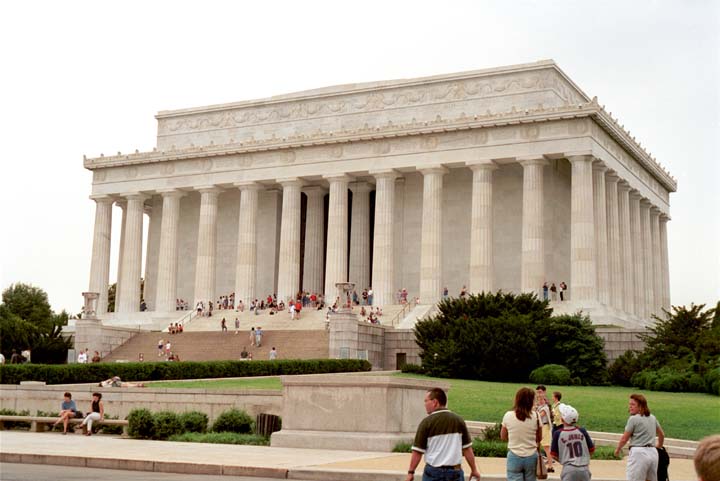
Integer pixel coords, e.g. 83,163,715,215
659,213,671,222
418,165,448,176
617,181,632,193
650,206,662,216
605,172,621,183
349,181,374,193
115,200,127,209
566,153,595,163
466,160,498,171
157,188,187,198
194,185,223,195
629,189,644,200
89,194,114,204
302,185,327,197
323,173,353,183
639,197,653,208
517,156,549,167
277,177,304,188
370,169,400,180
119,192,149,202
592,160,608,173
233,181,262,192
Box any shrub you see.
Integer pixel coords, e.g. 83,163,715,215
179,411,208,433
401,363,425,375
392,441,412,453
169,432,270,445
481,423,503,441
608,350,642,386
530,364,572,385
154,411,183,440
212,409,253,434
472,439,509,457
0,408,30,429
0,359,371,385
127,408,155,439
705,365,720,395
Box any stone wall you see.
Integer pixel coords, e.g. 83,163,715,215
0,384,281,421
596,327,647,362
73,321,141,359
384,329,421,370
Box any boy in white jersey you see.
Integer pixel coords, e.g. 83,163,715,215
550,405,595,481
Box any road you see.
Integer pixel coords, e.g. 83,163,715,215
0,463,286,481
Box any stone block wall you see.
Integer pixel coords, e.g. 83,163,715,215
73,321,141,359
384,329,421,370
357,323,386,368
596,327,647,362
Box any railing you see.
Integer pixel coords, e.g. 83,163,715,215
174,309,198,330
389,298,418,327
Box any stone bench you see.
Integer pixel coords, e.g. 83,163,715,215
0,415,128,435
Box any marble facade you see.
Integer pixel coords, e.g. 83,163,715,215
85,60,676,328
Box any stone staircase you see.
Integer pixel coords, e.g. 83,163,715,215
102,330,329,363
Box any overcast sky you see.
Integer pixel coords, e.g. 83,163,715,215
1,0,718,314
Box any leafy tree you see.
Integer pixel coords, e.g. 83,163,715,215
0,283,73,363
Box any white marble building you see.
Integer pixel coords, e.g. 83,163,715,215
85,60,675,328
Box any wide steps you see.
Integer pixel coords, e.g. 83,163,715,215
102,330,329,363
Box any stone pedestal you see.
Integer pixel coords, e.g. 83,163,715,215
270,374,449,451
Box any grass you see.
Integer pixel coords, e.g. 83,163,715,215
168,432,270,445
394,373,720,441
145,373,720,440
147,377,283,390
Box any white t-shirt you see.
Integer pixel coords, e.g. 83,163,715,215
502,410,538,457
77,352,87,363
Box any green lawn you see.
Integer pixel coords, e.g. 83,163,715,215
394,373,720,441
148,377,283,390
145,374,719,440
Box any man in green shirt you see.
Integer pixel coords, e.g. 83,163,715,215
406,387,481,481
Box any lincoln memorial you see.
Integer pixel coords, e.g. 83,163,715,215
84,60,675,330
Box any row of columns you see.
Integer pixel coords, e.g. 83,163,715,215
88,157,670,319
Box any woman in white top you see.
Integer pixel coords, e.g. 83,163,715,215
501,387,543,481
614,394,665,481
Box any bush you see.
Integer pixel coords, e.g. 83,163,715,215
0,359,371,385
169,432,270,445
100,414,125,435
530,364,572,385
127,408,155,439
179,411,208,433
705,365,720,395
154,411,183,440
0,408,30,429
472,439,509,457
481,423,503,441
401,363,425,375
392,441,412,453
608,350,642,386
212,409,253,434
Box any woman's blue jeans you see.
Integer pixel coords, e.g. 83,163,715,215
506,450,538,481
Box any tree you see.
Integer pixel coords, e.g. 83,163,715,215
0,283,73,363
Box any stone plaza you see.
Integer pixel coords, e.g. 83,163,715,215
83,60,675,331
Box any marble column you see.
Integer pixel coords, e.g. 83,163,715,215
651,207,662,316
659,215,671,311
155,189,185,312
629,191,645,318
302,186,326,295
143,199,160,310
114,201,127,311
371,170,399,307
234,183,261,307
568,155,597,302
605,174,622,310
468,161,497,293
88,195,113,314
193,187,221,306
592,163,609,305
117,193,147,313
640,199,654,320
324,174,351,302
618,183,634,315
349,181,372,292
520,157,548,295
419,166,447,303
276,178,303,303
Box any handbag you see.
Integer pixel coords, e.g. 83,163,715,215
536,418,548,479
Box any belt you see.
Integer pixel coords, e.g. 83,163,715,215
629,444,654,450
431,465,461,470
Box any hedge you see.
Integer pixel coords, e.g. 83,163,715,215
0,359,371,385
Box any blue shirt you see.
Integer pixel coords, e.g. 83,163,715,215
61,400,77,412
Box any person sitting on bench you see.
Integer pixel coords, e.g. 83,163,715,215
79,392,104,436
52,392,81,434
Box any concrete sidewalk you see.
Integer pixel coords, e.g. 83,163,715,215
0,431,698,481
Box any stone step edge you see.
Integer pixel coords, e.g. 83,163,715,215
4,451,692,481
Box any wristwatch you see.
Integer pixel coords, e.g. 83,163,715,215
408,470,415,474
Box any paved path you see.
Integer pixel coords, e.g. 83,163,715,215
0,431,698,480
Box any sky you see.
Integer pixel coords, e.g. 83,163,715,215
1,0,718,314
